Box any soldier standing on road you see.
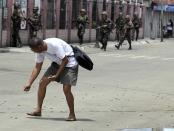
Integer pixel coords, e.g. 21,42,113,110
132,12,141,41
98,11,113,51
11,2,22,48
76,9,89,45
115,12,125,42
115,15,133,50
27,7,42,38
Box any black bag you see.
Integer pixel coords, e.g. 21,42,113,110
71,46,93,71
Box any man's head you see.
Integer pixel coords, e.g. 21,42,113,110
33,7,39,14
29,37,45,53
125,15,130,22
119,12,123,18
80,9,86,16
14,2,20,10
101,11,107,20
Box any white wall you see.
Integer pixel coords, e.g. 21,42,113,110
34,0,40,10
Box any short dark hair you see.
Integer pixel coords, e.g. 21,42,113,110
28,37,43,48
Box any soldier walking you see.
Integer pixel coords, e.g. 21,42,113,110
132,12,141,41
27,7,42,38
11,2,22,48
98,11,113,51
115,15,133,50
76,9,89,45
115,12,125,42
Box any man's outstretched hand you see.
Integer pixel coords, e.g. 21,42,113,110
23,85,31,92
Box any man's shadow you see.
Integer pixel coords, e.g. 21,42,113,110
27,117,95,122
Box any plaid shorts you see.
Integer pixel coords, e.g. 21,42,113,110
44,62,78,86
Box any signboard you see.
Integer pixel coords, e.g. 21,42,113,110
19,0,27,29
153,5,174,12
20,8,27,29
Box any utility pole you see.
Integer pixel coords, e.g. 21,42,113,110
95,0,100,48
160,0,164,42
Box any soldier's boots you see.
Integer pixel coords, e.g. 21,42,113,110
79,36,83,45
115,45,132,50
115,45,120,50
100,46,104,49
128,44,132,50
100,44,107,51
17,43,22,48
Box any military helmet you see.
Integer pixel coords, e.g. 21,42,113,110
33,7,39,11
125,15,130,21
101,11,107,16
119,12,123,16
14,2,20,9
80,9,86,13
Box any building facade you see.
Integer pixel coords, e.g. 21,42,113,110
1,0,172,47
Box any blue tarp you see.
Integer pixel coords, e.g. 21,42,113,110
153,5,174,12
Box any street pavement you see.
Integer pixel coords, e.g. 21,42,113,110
1,38,174,131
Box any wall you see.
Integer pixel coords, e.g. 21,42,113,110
144,7,174,38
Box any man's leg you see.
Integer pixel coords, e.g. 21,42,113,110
12,30,17,47
27,77,51,116
100,33,104,49
12,34,17,47
63,84,76,121
15,29,22,48
132,28,135,41
77,30,81,44
115,36,125,50
127,34,132,50
103,34,108,51
79,34,83,45
116,30,120,42
136,28,139,41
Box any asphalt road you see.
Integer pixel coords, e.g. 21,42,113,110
0,39,174,131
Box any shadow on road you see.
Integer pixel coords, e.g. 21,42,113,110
26,116,95,122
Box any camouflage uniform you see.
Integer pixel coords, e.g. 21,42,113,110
115,12,125,42
27,7,42,38
115,15,133,50
132,13,141,41
11,2,22,47
98,11,113,51
76,9,89,45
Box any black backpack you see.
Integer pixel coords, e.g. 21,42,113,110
71,46,93,71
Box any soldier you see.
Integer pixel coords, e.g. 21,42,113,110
98,11,113,51
27,7,42,38
76,9,89,45
11,2,22,48
115,12,125,42
115,15,133,50
132,12,141,41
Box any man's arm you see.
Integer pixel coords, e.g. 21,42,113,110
23,62,43,91
48,56,68,81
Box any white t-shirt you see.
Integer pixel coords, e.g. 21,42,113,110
35,38,78,67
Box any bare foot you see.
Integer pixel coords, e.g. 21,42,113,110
66,115,76,121
26,111,41,116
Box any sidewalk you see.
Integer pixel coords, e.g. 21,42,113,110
0,38,173,53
